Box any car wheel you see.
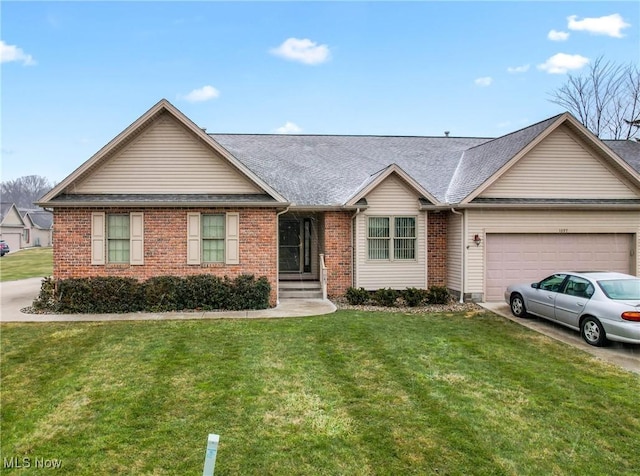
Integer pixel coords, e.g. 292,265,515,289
581,317,608,347
510,294,527,318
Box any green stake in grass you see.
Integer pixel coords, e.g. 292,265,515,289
203,434,219,476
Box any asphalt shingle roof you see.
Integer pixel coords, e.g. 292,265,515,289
604,139,640,172
212,123,640,207
212,135,491,205
47,194,278,205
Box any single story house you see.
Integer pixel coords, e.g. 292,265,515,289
21,209,54,248
0,203,24,251
0,203,52,251
37,99,640,304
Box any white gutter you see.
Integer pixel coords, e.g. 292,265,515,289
351,208,362,288
450,208,465,303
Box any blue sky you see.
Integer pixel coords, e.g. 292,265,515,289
2,1,638,184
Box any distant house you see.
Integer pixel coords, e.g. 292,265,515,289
37,99,640,304
21,209,54,248
0,202,53,251
0,203,24,251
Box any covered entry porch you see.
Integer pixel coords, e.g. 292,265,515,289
278,212,327,299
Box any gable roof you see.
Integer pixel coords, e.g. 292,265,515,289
23,210,53,229
446,113,640,204
345,163,440,207
445,115,562,203
211,134,490,205
0,203,25,227
38,99,288,207
38,99,640,210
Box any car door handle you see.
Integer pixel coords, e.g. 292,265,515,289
576,302,584,307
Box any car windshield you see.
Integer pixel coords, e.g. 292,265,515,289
597,279,640,300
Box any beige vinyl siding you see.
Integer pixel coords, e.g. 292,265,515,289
481,126,640,199
465,209,640,298
355,174,426,290
1,207,23,226
74,114,261,194
447,211,463,293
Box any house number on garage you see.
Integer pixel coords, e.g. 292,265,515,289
558,228,568,233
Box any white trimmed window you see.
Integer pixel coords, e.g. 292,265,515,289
187,212,239,265
91,212,144,265
367,216,416,260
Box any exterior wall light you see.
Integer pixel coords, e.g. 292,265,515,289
473,234,482,247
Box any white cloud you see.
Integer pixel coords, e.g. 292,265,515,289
507,64,530,74
474,76,493,87
0,41,36,65
275,122,302,134
548,30,570,41
537,53,589,74
270,38,330,65
182,85,220,103
567,14,630,38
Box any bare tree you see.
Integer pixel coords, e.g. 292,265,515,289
549,56,640,140
1,175,52,209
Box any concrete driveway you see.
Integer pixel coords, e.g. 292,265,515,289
481,302,640,375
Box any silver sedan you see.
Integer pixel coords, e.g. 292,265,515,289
505,271,640,346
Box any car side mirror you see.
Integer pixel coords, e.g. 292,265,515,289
531,283,539,289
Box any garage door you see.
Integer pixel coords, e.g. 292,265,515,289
1,233,21,252
485,233,633,301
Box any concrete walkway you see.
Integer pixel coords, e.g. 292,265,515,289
0,277,336,323
481,302,640,375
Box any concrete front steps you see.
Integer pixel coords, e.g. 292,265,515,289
279,280,323,299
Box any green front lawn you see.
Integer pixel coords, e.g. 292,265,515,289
2,311,638,475
0,247,53,282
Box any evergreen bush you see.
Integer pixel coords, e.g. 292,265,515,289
345,287,370,305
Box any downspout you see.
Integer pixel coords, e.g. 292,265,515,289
451,208,465,303
275,206,291,305
351,208,362,289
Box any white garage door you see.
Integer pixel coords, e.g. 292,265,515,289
485,233,633,301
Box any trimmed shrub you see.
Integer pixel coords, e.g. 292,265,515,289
426,285,450,305
181,275,227,310
345,287,370,305
32,274,271,314
54,277,143,314
228,274,271,310
144,276,185,312
373,288,399,307
403,287,427,307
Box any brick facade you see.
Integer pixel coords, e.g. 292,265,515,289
53,207,447,305
322,211,353,298
427,211,447,287
53,207,279,305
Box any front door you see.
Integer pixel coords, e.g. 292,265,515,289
279,219,301,272
279,218,312,274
